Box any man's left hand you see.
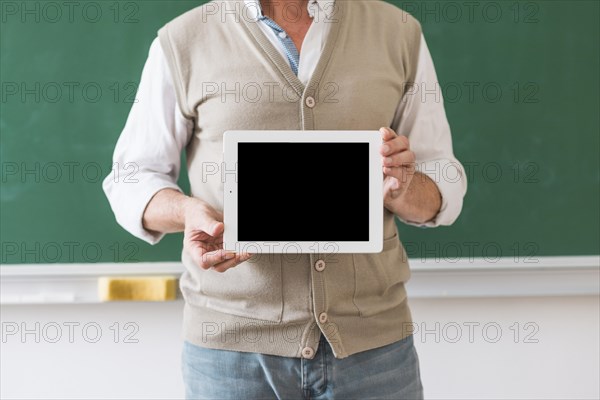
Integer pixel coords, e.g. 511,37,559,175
380,127,416,206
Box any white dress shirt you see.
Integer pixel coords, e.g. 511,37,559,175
103,0,467,245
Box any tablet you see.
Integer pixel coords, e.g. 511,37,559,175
223,130,383,254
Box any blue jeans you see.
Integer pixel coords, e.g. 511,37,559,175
181,334,424,400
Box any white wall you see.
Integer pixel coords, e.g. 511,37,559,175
411,296,599,400
1,295,598,400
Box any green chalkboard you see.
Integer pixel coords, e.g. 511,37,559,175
1,1,598,264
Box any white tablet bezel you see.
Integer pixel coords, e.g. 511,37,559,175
223,130,383,254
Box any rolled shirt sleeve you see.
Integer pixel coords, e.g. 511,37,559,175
102,38,193,245
391,33,468,227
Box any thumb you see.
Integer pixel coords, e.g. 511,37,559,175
202,218,224,237
189,206,224,236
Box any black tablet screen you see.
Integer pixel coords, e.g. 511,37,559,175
237,142,370,242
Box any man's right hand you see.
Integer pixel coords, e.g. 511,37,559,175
183,198,251,273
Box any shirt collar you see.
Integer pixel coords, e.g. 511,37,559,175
243,0,335,21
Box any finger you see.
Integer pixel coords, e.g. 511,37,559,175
383,166,413,183
384,176,401,191
379,127,397,142
383,150,416,167
188,219,223,238
191,206,224,237
205,220,224,237
386,184,403,199
186,227,223,243
381,134,409,156
195,249,236,270
211,253,253,273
